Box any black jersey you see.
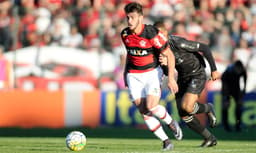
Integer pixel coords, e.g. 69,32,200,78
168,35,217,78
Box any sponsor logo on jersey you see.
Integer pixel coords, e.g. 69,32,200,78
127,49,148,56
181,43,196,50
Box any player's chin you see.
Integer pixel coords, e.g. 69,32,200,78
128,25,135,30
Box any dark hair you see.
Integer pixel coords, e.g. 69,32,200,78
124,2,143,15
234,60,245,74
153,20,165,28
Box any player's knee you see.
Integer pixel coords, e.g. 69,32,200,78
138,106,149,115
181,103,194,114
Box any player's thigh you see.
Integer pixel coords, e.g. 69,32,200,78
126,73,146,102
145,67,162,109
145,67,162,96
146,94,161,109
186,74,206,95
182,74,206,112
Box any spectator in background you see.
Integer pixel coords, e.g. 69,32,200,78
232,38,251,67
221,60,247,132
0,45,12,89
216,26,233,63
61,25,83,48
0,0,13,51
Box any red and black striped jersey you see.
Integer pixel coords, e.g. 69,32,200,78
121,24,169,73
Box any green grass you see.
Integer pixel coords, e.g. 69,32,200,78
0,137,255,153
0,126,255,153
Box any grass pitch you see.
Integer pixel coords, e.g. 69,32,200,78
0,126,255,153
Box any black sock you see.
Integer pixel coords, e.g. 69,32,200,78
183,116,211,139
191,103,210,114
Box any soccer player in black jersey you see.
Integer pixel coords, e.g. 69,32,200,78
221,60,247,132
121,2,182,151
154,21,221,147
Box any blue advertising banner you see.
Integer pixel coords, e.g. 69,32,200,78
208,91,256,126
100,90,181,126
100,90,256,127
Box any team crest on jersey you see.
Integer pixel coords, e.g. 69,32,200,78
125,39,130,44
139,40,146,47
191,79,197,88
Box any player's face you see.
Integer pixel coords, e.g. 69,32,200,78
126,12,143,31
157,27,168,37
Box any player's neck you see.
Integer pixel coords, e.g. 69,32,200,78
132,24,144,35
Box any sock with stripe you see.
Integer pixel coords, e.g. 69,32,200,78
143,113,169,141
190,102,210,115
183,115,211,139
150,105,173,125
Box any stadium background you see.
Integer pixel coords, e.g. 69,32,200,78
0,0,255,142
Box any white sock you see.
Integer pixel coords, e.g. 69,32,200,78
143,114,169,141
150,105,173,125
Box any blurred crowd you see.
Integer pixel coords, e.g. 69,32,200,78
0,0,256,90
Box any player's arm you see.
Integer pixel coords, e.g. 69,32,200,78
177,36,220,80
149,26,178,93
197,43,221,80
120,29,128,87
161,47,178,93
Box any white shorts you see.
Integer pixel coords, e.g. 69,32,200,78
126,66,163,101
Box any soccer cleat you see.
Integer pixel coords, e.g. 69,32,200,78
162,139,174,151
169,120,183,140
200,135,217,147
208,103,217,128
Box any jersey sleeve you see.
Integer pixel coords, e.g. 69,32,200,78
171,36,200,52
120,28,128,43
147,25,169,52
171,35,217,71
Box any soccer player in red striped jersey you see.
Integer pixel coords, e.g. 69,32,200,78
120,2,182,150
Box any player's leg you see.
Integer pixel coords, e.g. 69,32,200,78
233,94,243,132
144,67,179,150
221,94,231,131
221,83,232,131
182,75,217,128
146,67,182,141
127,72,166,142
127,70,173,150
149,101,183,140
177,98,217,147
182,93,216,128
137,99,173,150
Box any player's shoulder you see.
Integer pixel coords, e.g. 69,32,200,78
120,27,130,38
170,35,199,49
169,35,187,43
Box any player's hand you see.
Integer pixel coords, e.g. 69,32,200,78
159,53,167,66
210,71,221,81
168,78,179,94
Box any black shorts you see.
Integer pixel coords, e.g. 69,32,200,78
175,73,207,117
